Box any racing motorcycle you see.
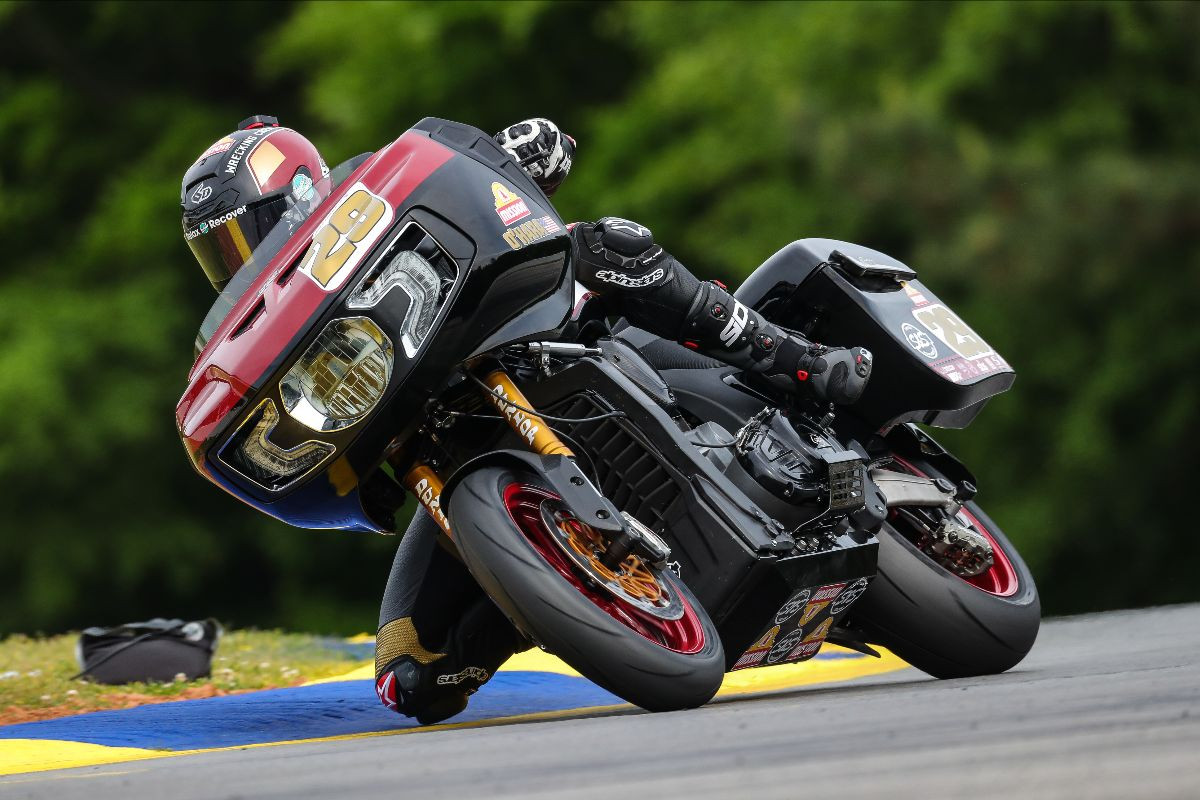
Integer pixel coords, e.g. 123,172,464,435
178,118,1040,712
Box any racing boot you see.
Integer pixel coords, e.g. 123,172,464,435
375,657,469,726
374,596,531,725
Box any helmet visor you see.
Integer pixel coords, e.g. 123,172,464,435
184,194,293,291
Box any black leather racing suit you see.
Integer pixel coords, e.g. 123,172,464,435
374,121,872,725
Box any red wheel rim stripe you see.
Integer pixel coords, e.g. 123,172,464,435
502,483,707,654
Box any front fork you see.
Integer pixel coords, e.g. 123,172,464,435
398,366,574,537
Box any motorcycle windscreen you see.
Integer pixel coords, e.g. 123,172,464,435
193,161,359,354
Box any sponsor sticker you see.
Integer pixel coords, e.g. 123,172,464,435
928,352,1011,384
812,582,846,603
767,629,806,664
224,128,279,176
733,650,767,670
492,182,531,225
829,577,870,615
503,215,560,250
733,625,782,670
488,384,541,446
902,281,930,306
292,172,315,201
184,204,248,241
774,589,811,626
198,136,234,161
802,617,834,643
798,600,830,627
786,640,823,662
412,477,449,532
901,322,938,359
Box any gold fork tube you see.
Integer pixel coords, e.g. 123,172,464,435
401,464,451,536
480,369,574,457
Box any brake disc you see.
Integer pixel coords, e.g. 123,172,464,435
538,502,685,620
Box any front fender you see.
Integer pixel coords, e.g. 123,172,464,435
441,450,625,536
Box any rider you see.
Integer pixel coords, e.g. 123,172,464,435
181,116,872,724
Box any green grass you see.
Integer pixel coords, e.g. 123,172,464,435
0,629,370,724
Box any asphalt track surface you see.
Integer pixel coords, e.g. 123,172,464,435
2,604,1198,800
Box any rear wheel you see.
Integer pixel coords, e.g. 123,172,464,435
850,458,1041,679
448,466,725,711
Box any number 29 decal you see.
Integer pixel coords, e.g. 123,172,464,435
912,304,994,360
299,183,393,292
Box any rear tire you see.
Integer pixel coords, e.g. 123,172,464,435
851,462,1041,679
448,466,725,712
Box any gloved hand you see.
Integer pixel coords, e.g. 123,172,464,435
494,118,575,196
764,337,873,406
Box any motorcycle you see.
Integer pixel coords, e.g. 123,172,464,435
177,118,1040,712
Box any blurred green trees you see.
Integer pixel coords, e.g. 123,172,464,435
1,1,1196,635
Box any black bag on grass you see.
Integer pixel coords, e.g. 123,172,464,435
75,618,221,684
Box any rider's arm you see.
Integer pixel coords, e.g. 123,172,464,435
571,218,872,406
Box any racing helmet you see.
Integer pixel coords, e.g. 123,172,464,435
181,115,327,292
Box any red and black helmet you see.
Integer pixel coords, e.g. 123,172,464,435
181,115,327,292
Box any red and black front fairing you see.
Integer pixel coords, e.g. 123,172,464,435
176,119,573,532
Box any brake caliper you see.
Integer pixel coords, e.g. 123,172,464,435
919,518,994,578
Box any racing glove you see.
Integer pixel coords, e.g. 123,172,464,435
495,118,575,196
572,217,873,407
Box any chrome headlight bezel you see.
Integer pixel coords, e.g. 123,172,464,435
279,316,394,434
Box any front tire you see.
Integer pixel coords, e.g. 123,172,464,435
850,459,1041,679
448,466,725,712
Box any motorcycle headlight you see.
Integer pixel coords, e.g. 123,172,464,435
347,246,444,358
280,317,394,432
221,399,335,491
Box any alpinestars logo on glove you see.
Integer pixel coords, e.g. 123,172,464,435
594,268,664,289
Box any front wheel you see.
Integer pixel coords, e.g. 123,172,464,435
447,466,725,712
849,458,1041,679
